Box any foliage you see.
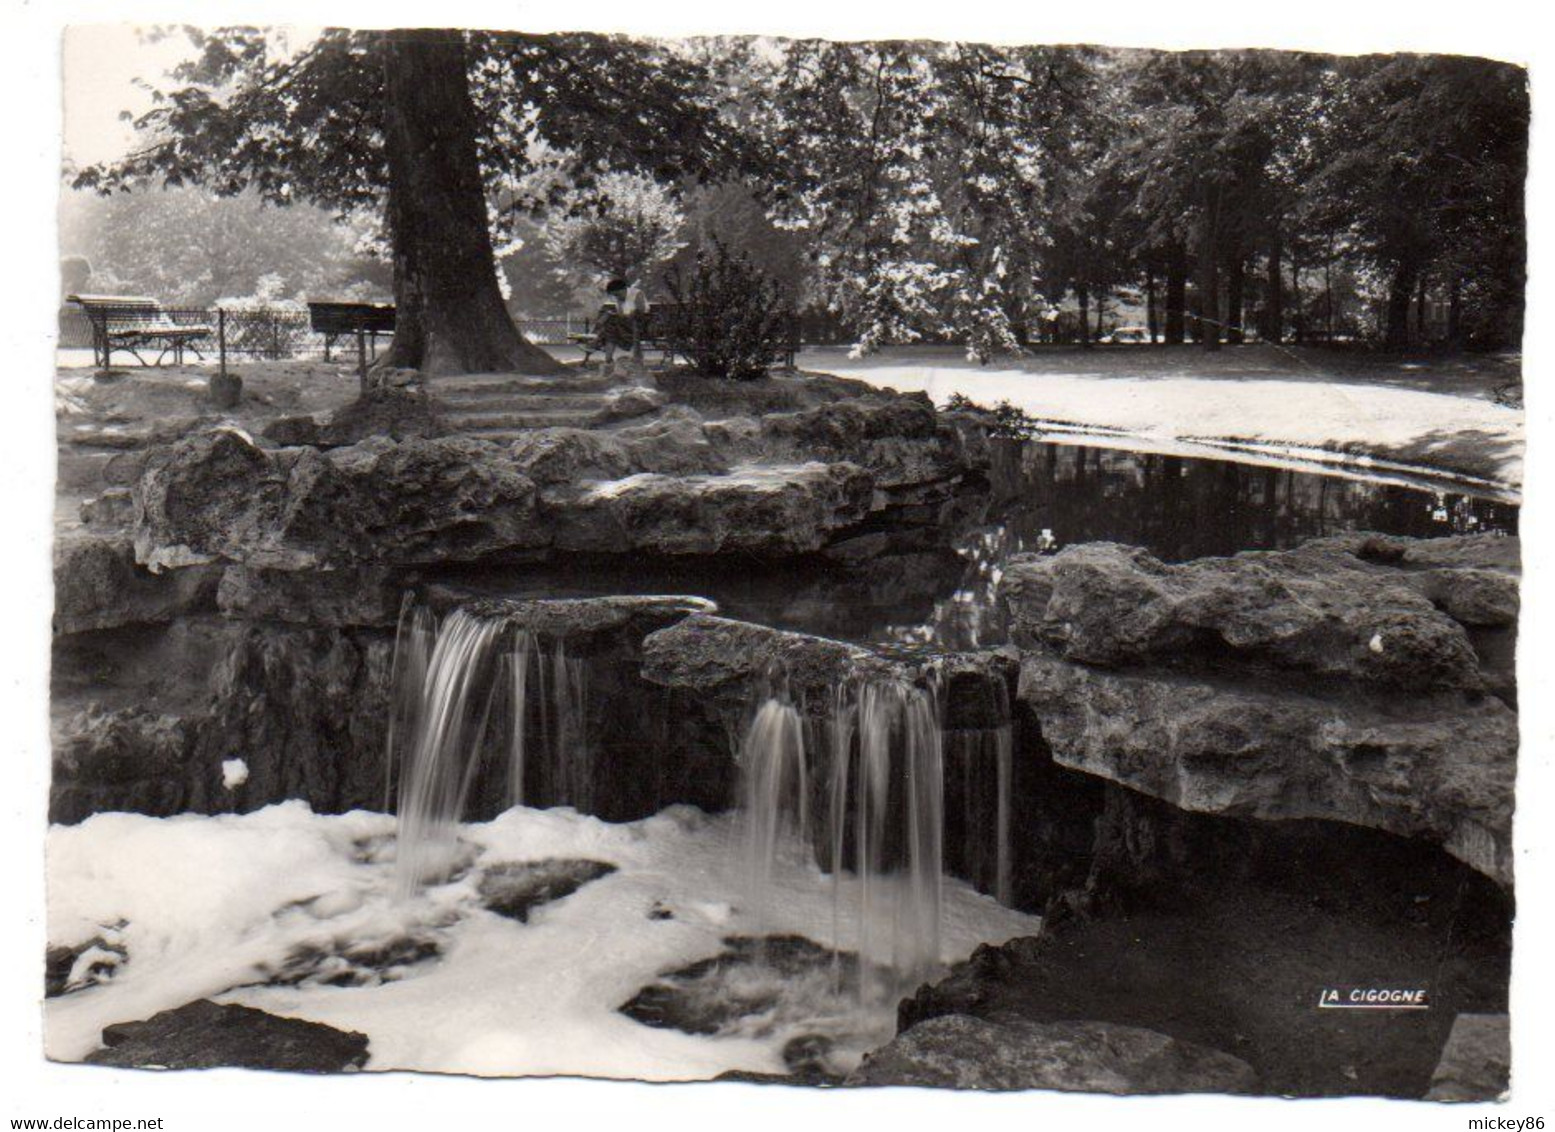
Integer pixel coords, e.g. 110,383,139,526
539,170,686,292
58,184,388,306
72,31,1528,354
663,239,794,380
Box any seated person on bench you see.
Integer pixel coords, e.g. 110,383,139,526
589,277,649,367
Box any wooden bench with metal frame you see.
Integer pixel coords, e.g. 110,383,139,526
307,300,396,362
68,294,214,367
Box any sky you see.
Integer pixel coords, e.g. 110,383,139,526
61,25,192,165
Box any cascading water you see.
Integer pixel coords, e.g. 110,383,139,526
393,609,508,898
386,601,595,899
740,699,809,926
739,678,947,1009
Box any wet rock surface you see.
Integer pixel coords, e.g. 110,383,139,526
1425,1013,1511,1101
45,929,128,998
1003,534,1519,886
641,613,897,706
83,999,370,1072
848,1015,1258,1093
477,858,617,922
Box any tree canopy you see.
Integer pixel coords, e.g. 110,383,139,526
75,30,1528,363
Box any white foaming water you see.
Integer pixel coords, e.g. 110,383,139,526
45,803,1040,1077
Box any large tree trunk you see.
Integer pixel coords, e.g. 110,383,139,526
1146,266,1158,343
1263,230,1283,344
380,30,565,376
1225,250,1245,344
1165,243,1187,345
1384,257,1419,352
1196,188,1222,351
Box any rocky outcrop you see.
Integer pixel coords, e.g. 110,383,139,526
128,391,987,582
1425,1014,1510,1101
83,1000,369,1072
133,430,545,573
1001,540,1500,691
216,566,404,628
641,613,896,705
847,1015,1257,1094
1002,536,1518,886
50,621,395,823
54,534,220,635
550,462,875,556
478,859,617,922
1019,655,1516,885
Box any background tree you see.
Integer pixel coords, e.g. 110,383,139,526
74,26,754,375
539,170,686,300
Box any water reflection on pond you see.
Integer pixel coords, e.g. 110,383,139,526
885,440,1519,651
438,439,1518,652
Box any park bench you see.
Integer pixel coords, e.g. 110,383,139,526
569,302,801,370
307,300,396,361
68,294,213,367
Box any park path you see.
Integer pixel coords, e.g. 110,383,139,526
803,348,1525,495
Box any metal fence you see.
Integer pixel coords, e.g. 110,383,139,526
58,304,600,365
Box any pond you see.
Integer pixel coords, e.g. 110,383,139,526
441,438,1518,652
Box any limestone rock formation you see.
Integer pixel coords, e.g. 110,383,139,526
847,1015,1257,1093
54,534,220,635
1001,540,1496,691
1019,654,1516,885
1001,535,1519,885
641,613,896,703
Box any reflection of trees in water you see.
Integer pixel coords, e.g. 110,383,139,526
885,440,1518,650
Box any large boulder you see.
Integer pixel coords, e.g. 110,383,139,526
83,1000,369,1072
642,613,896,704
548,462,875,556
1018,653,1516,885
1001,540,1499,691
847,1015,1257,1094
53,534,220,635
134,429,544,572
707,396,988,491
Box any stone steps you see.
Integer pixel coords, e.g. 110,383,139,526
431,373,615,397
444,408,608,432
437,391,610,413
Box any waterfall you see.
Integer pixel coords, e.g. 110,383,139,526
393,609,507,898
384,595,436,812
741,678,946,1007
386,600,596,899
740,699,808,926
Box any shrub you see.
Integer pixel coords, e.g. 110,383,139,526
662,239,795,380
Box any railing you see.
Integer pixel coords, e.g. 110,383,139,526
58,304,604,361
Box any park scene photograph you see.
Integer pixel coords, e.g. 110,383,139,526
41,17,1526,1103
